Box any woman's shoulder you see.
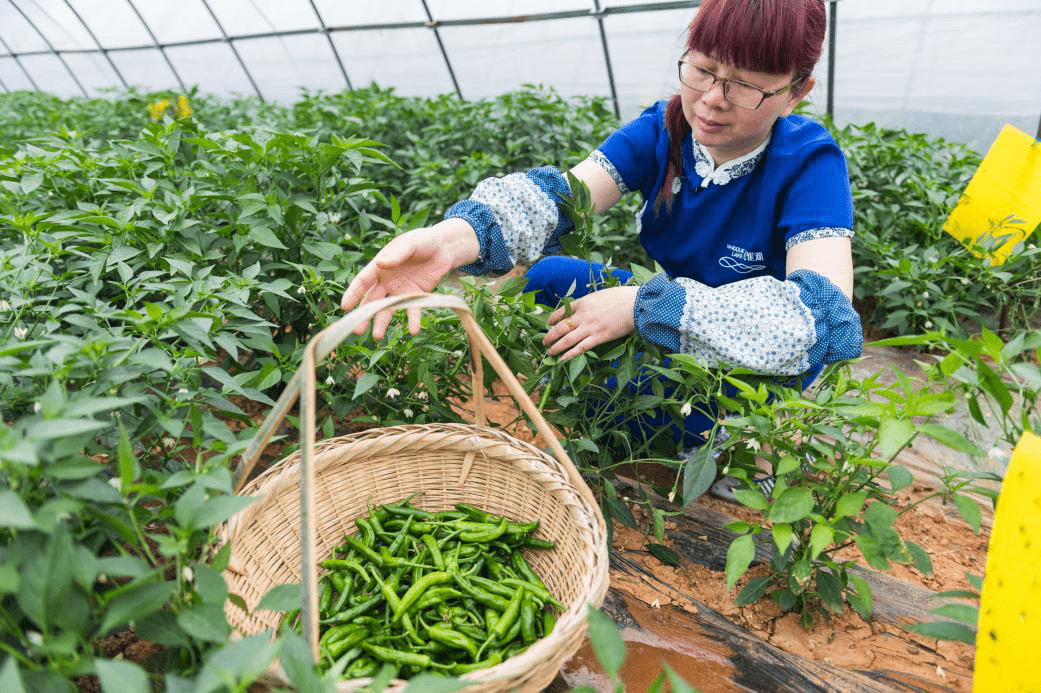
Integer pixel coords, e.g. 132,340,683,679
769,114,841,156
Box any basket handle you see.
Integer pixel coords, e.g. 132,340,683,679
232,291,603,661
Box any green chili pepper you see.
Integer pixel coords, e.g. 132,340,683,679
340,534,383,566
491,585,525,642
449,651,503,675
354,517,376,546
511,551,549,592
409,586,463,613
362,643,433,669
453,572,510,612
320,623,368,659
543,609,556,636
523,537,556,550
384,504,435,520
455,503,492,522
460,517,508,543
345,655,379,678
520,592,537,644
421,534,445,570
393,571,451,622
427,622,479,659
501,577,563,609
322,592,382,625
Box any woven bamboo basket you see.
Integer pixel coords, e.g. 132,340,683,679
217,292,610,693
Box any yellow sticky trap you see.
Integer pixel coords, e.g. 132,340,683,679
974,432,1041,691
943,124,1041,265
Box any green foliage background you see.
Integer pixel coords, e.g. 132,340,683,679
0,85,1038,691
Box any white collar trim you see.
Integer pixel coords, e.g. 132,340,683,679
691,133,771,188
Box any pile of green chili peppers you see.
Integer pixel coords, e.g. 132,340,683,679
281,496,563,680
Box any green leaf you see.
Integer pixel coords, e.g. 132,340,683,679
194,634,279,693
815,570,844,613
915,423,985,456
247,225,288,250
586,605,625,679
646,543,681,567
733,486,769,510
0,490,36,529
774,455,801,476
736,576,771,606
864,502,897,535
28,418,110,441
177,604,231,643
187,494,257,530
833,491,868,519
96,659,149,693
768,487,814,524
99,581,176,635
20,172,44,194
0,657,27,693
0,564,20,595
877,417,915,460
847,573,873,619
257,583,302,612
725,534,756,590
887,465,913,492
930,603,979,626
353,372,380,400
194,565,228,604
953,495,982,533
772,523,794,554
681,446,718,506
809,523,835,559
905,621,976,644
906,540,933,575
116,422,139,490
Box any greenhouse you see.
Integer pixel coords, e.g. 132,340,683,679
1,1,1040,692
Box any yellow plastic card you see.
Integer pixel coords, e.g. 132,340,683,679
943,124,1041,265
973,432,1041,691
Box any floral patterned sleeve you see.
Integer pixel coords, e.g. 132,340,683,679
633,269,862,374
443,167,573,276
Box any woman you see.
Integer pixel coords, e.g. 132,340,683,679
340,0,862,496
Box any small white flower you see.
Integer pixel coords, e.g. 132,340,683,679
960,277,971,285
27,631,43,646
922,291,929,298
182,566,194,583
162,437,175,449
97,573,109,584
329,213,342,224
451,351,463,359
386,387,400,399
108,477,122,491
924,321,933,329
680,401,692,417
344,232,351,241
403,408,414,419
14,327,27,339
668,489,676,503
325,375,335,386
297,285,306,295
0,300,10,311
178,388,189,395
721,465,730,476
416,391,428,401
33,401,42,413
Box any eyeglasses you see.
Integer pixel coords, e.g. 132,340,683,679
677,58,801,110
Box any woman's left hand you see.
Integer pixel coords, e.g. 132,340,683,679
544,286,639,361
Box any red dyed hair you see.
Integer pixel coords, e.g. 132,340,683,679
656,0,827,213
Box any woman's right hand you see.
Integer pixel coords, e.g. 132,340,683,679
340,218,480,338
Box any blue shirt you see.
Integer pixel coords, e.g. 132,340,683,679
597,100,854,288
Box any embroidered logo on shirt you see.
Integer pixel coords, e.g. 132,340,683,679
720,244,765,274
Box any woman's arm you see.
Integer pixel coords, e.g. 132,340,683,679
631,236,862,375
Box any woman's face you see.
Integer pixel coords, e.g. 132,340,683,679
680,51,812,165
